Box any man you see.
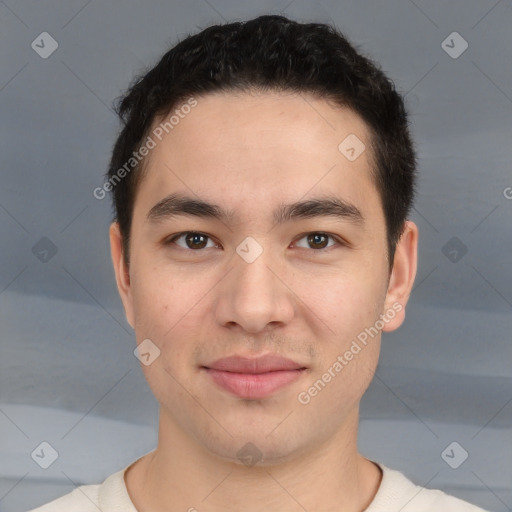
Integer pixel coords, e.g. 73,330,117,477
32,15,488,512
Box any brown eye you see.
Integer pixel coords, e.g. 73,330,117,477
185,233,208,249
170,232,215,250
307,233,329,249
295,232,337,250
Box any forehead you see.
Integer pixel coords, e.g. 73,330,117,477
133,90,382,226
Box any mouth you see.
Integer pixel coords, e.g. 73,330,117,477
201,354,308,399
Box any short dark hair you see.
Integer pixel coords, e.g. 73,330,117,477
107,14,416,271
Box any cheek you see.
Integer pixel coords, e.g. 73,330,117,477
301,266,384,329
130,263,201,333
297,267,385,397
130,268,212,369
130,270,204,408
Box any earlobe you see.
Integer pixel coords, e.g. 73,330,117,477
109,222,135,328
382,220,418,332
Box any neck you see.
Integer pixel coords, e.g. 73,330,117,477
125,406,382,512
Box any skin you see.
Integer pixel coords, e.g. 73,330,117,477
110,90,418,512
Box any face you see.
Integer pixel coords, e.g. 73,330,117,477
110,90,417,465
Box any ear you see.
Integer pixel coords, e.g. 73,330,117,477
382,220,418,332
109,222,135,329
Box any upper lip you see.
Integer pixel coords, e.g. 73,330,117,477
204,354,306,374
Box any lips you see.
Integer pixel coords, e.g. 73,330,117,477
206,354,305,373
202,354,307,399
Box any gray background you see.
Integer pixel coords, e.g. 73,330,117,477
1,1,511,511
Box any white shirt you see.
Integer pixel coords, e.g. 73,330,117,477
29,461,488,511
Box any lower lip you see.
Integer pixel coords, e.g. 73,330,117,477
204,368,305,399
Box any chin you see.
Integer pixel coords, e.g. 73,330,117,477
196,423,315,468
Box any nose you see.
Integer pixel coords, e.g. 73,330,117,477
214,244,295,334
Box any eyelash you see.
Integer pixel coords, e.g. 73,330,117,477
165,231,344,252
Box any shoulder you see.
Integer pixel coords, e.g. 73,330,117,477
28,484,101,511
28,467,135,511
366,463,489,512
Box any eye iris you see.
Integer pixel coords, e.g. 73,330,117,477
186,232,208,249
308,233,328,249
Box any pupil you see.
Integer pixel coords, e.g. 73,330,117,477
309,233,327,249
187,233,207,249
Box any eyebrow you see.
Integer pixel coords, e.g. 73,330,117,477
146,192,364,227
